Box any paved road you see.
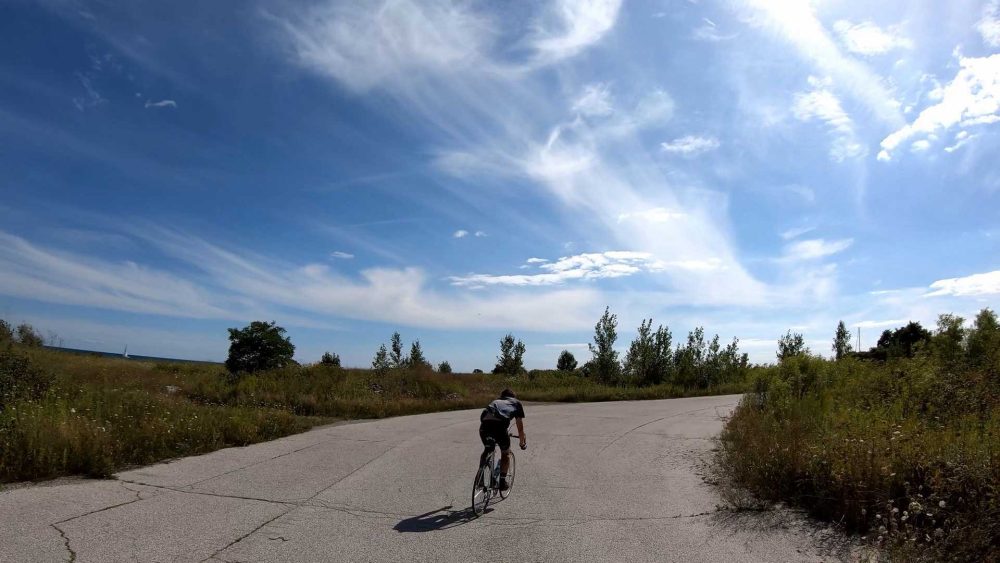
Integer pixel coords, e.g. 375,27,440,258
1,395,849,562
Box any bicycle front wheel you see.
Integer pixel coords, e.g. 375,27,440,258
471,459,491,515
499,451,515,499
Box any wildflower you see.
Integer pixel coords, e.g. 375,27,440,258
879,526,887,534
938,500,946,508
70,408,76,413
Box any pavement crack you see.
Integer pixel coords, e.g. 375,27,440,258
115,478,295,507
50,523,76,562
598,405,728,455
200,508,294,563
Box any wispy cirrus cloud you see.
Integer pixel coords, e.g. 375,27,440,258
330,251,354,259
832,20,912,56
781,238,853,262
531,0,623,63
660,135,720,157
572,82,614,116
144,99,177,109
979,0,1000,47
793,77,866,162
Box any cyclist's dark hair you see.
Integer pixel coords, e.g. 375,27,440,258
499,388,516,399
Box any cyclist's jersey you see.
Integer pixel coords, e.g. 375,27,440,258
480,398,525,423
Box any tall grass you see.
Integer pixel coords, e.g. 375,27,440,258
1,346,749,484
717,351,999,561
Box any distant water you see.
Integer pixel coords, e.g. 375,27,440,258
43,346,220,365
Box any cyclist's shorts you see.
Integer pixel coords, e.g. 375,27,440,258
479,419,510,451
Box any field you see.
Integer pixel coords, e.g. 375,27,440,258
716,311,999,562
0,345,747,484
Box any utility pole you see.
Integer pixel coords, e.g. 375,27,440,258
857,327,861,351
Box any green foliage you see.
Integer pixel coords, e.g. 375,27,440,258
623,319,674,386
588,307,621,384
0,320,12,343
832,320,853,360
225,321,295,375
437,361,452,374
15,323,44,348
372,343,390,374
718,309,1000,562
493,333,525,376
409,340,429,368
472,368,484,374
556,350,577,372
0,345,54,408
776,330,808,361
389,332,405,368
320,352,341,367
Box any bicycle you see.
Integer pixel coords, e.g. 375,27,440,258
471,433,523,516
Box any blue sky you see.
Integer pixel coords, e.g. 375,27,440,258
1,0,998,370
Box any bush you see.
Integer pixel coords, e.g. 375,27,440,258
437,361,452,374
718,311,1000,562
15,324,43,348
320,352,341,367
225,321,295,375
0,345,54,407
0,321,12,343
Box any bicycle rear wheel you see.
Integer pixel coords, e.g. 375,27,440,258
499,451,515,499
471,456,492,515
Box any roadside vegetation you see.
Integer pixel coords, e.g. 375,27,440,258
717,310,999,562
1,308,752,484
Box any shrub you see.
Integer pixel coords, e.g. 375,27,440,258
493,334,525,376
225,321,295,375
15,324,43,348
437,361,452,374
0,346,53,407
0,320,12,343
320,352,341,367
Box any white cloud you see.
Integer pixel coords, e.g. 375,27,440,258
979,0,1000,47
617,207,686,223
572,83,614,116
474,230,487,237
832,20,912,55
660,135,720,157
944,130,976,153
793,78,866,161
780,226,816,240
693,18,737,42
449,251,662,287
525,258,549,264
0,228,600,331
330,251,354,259
782,238,853,261
281,0,495,92
144,99,177,109
531,0,623,63
910,139,931,152
879,54,1000,161
925,270,1000,297
453,230,469,238
853,319,906,329
738,0,904,127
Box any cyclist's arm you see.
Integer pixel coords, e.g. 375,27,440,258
515,417,526,448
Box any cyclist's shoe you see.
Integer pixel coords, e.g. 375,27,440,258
498,475,509,491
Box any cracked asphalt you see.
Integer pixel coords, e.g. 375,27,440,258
1,394,852,562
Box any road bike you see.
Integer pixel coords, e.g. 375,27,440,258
471,433,522,516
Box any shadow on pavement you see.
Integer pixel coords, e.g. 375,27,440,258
394,505,488,533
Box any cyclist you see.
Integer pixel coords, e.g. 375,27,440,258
479,388,526,491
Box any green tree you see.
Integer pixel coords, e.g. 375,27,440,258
372,343,390,374
967,308,999,372
832,321,853,360
624,319,667,385
556,350,577,371
320,352,341,367
875,322,931,359
15,323,44,348
225,321,295,374
932,314,966,366
777,331,808,361
389,332,405,368
409,340,429,368
437,361,452,374
588,307,621,385
493,333,526,376
0,320,12,343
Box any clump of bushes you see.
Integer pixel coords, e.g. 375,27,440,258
717,309,1000,562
